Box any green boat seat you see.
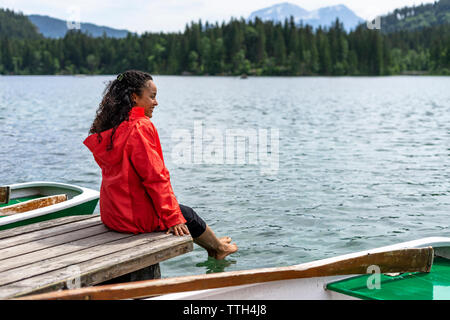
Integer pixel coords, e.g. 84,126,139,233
326,257,450,300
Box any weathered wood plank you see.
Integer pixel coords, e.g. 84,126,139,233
0,216,103,249
0,224,110,261
0,186,10,204
0,195,67,216
1,235,193,299
0,229,135,272
0,215,97,240
0,232,189,288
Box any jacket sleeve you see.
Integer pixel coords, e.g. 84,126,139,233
128,122,186,229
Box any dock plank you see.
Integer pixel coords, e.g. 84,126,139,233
0,216,103,248
0,216,194,299
0,215,98,240
3,236,193,298
0,232,184,287
0,231,134,273
0,224,110,260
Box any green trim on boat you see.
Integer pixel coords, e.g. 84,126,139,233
0,199,98,230
326,257,450,300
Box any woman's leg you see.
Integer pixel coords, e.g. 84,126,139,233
179,204,238,260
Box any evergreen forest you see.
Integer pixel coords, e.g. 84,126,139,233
0,8,449,76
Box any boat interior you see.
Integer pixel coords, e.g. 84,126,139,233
0,183,81,216
327,255,450,300
10,185,80,200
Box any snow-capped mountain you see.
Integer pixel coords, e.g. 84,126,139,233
249,2,309,21
248,2,365,31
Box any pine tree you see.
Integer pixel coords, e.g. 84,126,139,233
273,27,286,66
255,19,267,65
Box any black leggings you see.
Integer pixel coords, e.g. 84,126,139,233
179,204,207,238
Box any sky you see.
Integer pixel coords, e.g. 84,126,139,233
0,0,438,33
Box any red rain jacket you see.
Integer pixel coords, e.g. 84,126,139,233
83,107,186,234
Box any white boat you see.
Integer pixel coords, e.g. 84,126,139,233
17,237,450,300
0,181,99,230
148,237,450,300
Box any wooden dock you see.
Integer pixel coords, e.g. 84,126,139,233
0,215,193,299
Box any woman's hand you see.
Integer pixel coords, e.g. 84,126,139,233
166,223,190,236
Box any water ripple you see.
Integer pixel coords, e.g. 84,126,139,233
1,75,449,277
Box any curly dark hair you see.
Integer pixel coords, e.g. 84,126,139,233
89,70,153,150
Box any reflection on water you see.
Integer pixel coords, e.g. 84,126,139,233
196,257,237,274
0,75,449,277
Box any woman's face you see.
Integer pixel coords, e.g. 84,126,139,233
133,80,158,118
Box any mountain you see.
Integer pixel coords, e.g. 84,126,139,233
0,8,41,39
248,2,365,31
27,14,131,38
380,0,450,33
248,2,309,21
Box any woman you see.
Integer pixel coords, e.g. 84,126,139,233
84,70,237,260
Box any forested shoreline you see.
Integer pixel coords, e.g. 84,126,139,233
1,10,449,76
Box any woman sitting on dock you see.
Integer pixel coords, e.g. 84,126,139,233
84,70,237,260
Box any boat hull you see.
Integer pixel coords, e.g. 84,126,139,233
0,181,99,230
150,237,450,300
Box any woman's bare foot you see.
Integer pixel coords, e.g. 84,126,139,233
219,236,232,244
193,226,238,260
215,242,238,260
206,237,232,257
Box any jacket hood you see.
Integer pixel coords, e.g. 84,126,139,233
83,107,146,167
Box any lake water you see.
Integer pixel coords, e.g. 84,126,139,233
0,75,449,278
